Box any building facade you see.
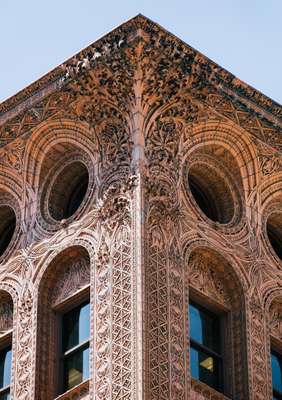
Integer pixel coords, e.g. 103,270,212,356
0,14,281,400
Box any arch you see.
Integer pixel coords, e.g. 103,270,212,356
259,177,282,265
0,287,16,400
183,121,259,197
24,119,99,237
184,242,247,305
0,185,22,263
35,244,93,399
184,240,248,399
182,237,249,293
24,119,99,191
181,122,259,234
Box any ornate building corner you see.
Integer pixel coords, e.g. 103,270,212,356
0,13,280,400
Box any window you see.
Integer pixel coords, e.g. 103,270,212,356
0,206,16,258
267,213,282,261
60,300,90,394
0,344,12,400
271,350,282,400
36,247,90,398
189,301,223,393
48,161,89,221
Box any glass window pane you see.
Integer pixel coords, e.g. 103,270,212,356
0,392,10,400
190,346,220,391
0,347,11,389
63,302,90,352
271,352,282,395
64,346,89,391
189,303,220,353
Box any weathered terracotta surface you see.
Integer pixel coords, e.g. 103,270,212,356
0,14,281,400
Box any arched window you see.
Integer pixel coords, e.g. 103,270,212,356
269,298,282,400
185,143,244,228
36,246,90,399
187,248,247,399
0,291,13,399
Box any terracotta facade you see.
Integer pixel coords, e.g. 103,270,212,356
0,14,281,400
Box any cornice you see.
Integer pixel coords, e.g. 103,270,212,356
0,14,281,141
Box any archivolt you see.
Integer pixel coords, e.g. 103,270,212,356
182,121,259,198
24,119,99,190
183,238,249,294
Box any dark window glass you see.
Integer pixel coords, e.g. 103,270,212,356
190,347,220,389
63,302,90,352
189,178,218,222
189,304,220,353
64,347,89,390
189,302,222,392
61,301,90,393
272,350,282,399
66,176,88,219
0,346,11,400
0,393,10,400
0,347,11,389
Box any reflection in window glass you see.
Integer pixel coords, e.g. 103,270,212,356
190,347,220,390
189,304,220,353
64,347,89,390
0,347,11,390
0,345,11,400
271,351,282,399
63,302,90,352
0,394,10,400
61,301,90,393
189,302,222,392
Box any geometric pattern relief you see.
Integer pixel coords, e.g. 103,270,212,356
147,229,170,400
111,225,133,400
248,301,270,400
0,13,281,400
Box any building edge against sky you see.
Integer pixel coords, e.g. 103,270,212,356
0,14,280,400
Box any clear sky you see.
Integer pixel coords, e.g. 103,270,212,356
0,0,281,104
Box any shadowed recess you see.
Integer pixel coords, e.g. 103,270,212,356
49,162,89,221
188,163,235,224
267,213,282,261
0,206,16,257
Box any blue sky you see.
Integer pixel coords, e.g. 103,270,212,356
0,0,281,104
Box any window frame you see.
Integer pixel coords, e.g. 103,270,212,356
53,286,90,397
0,330,13,399
188,292,231,396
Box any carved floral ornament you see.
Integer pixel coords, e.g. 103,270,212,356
269,299,282,340
0,14,279,400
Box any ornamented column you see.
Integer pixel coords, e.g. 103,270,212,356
93,177,139,400
247,296,272,400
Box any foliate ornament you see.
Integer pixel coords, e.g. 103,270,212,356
0,300,13,334
15,284,34,400
248,300,270,400
52,259,90,306
269,300,282,340
98,175,137,231
256,139,282,176
188,253,232,307
146,118,182,170
145,176,181,230
94,237,111,400
0,137,26,174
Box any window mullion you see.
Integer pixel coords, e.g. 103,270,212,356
0,384,10,394
63,339,90,358
190,338,222,360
